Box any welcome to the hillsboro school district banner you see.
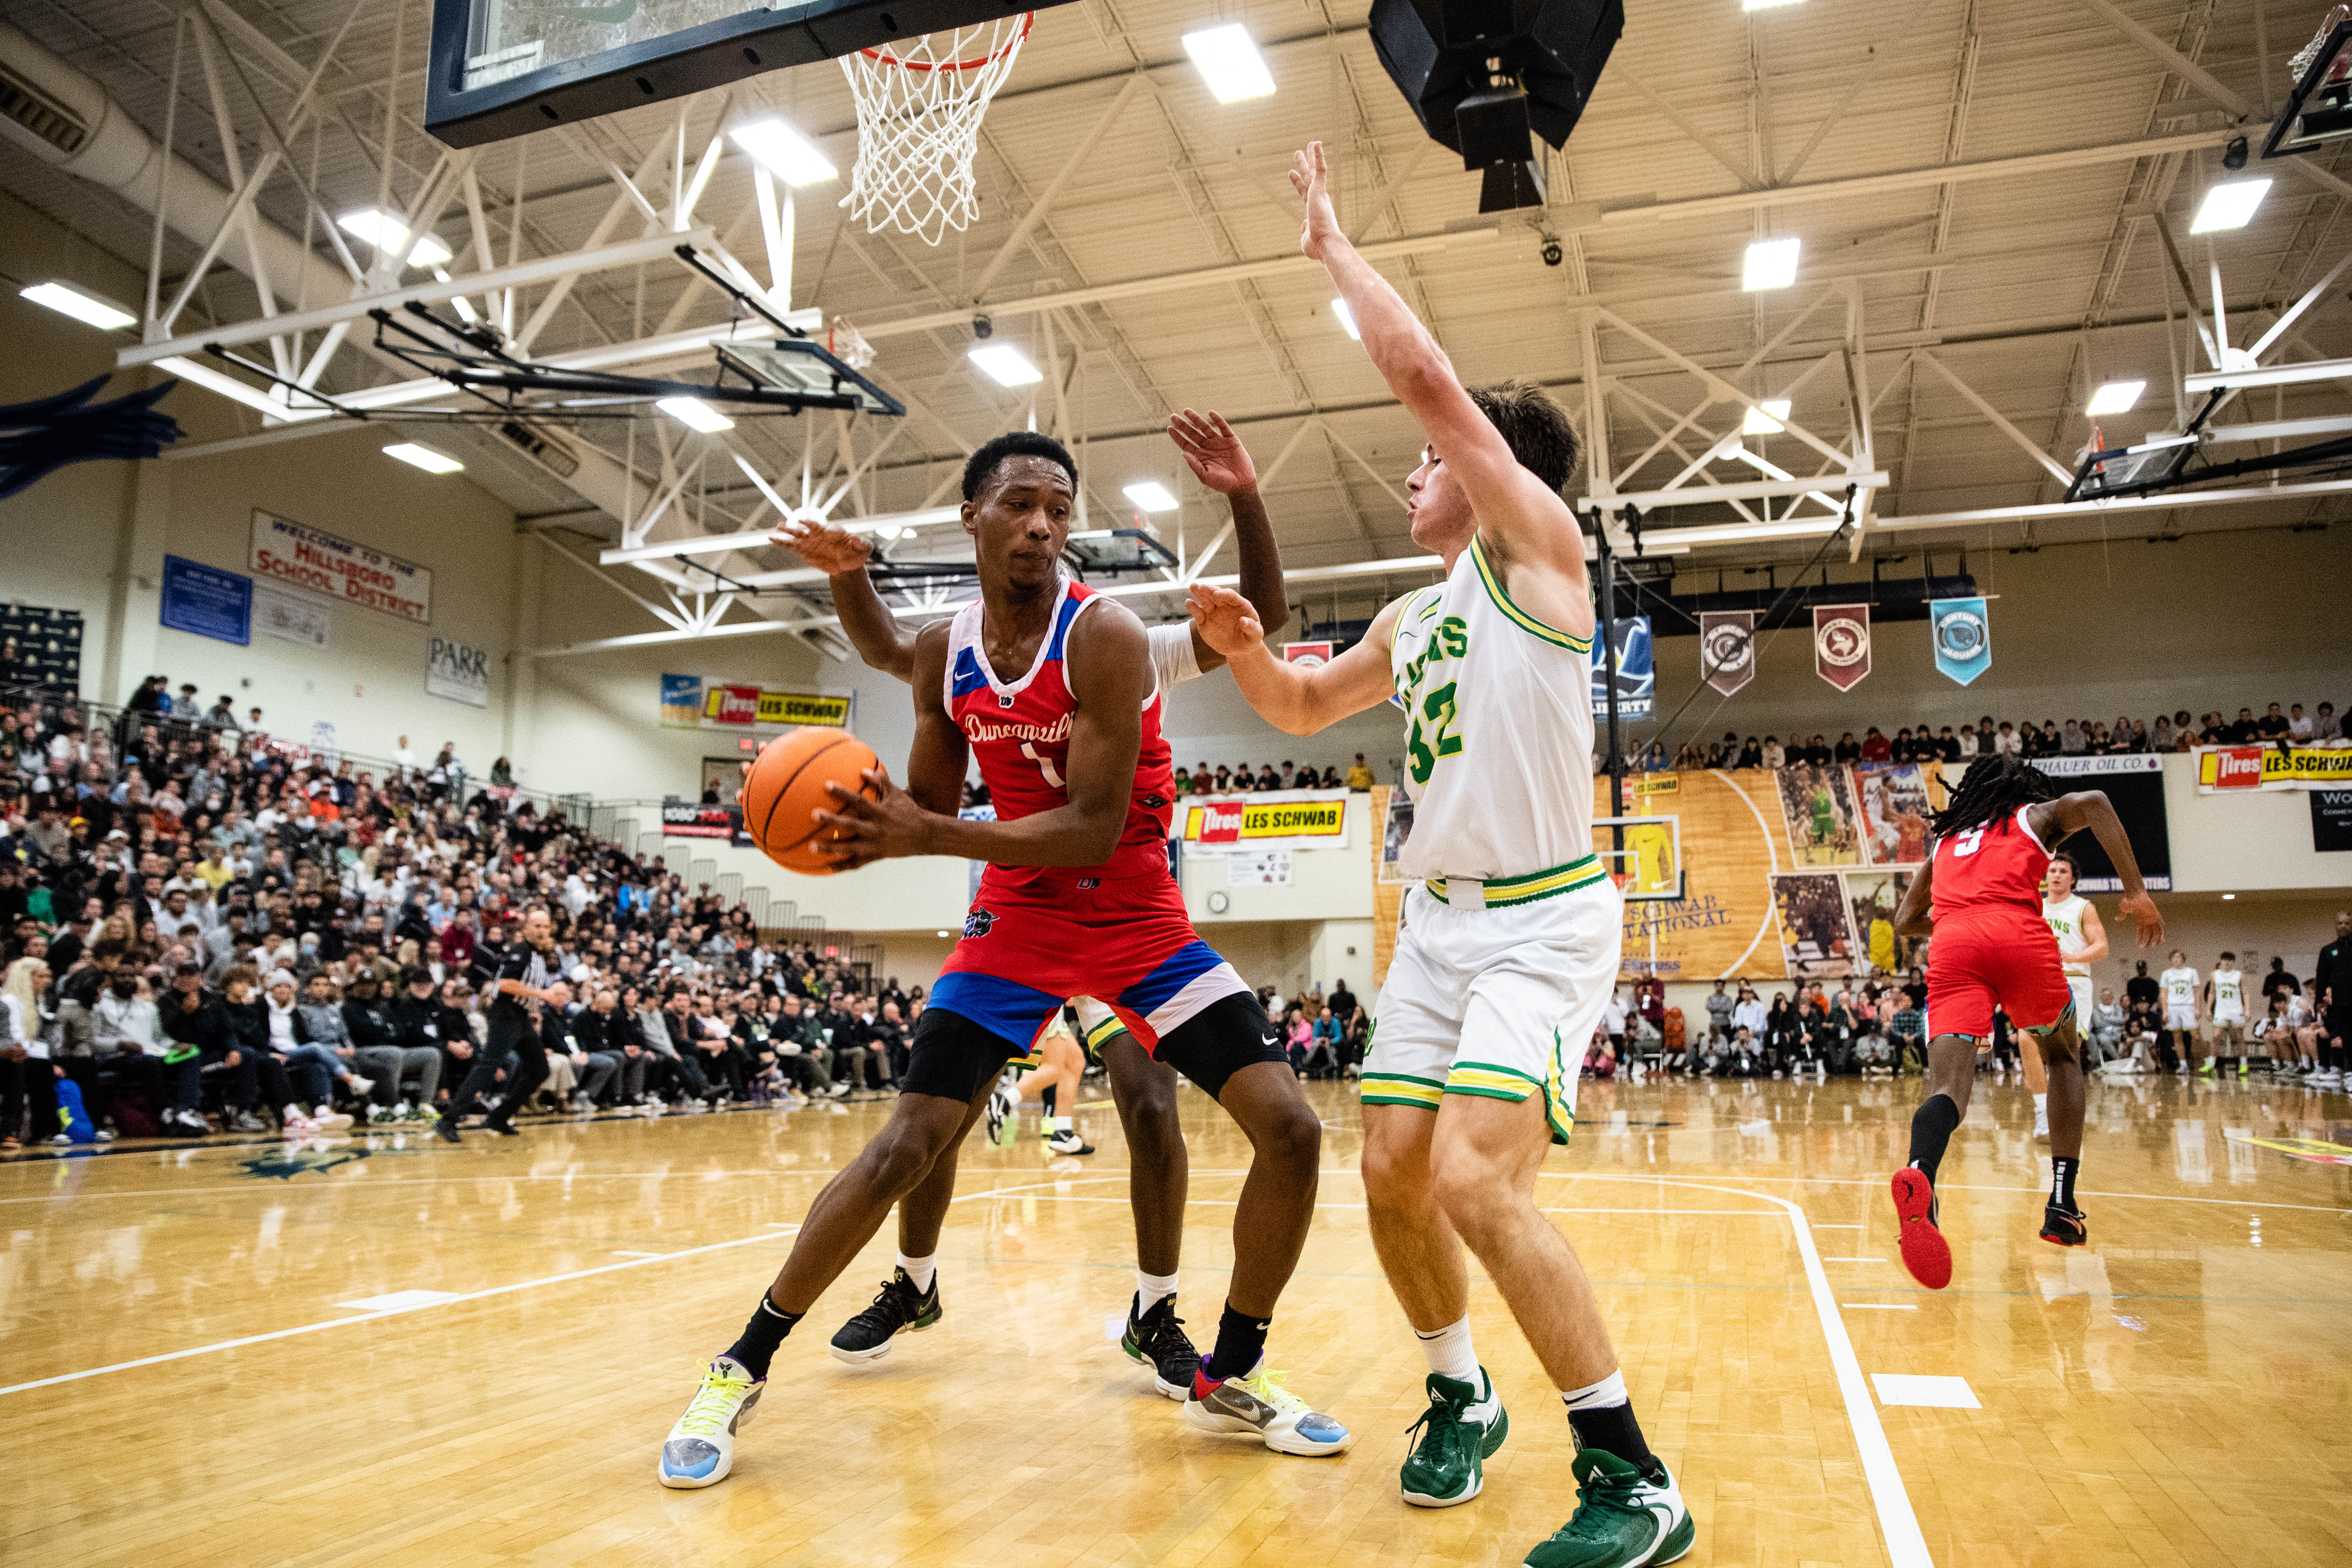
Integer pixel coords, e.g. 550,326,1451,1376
250,511,432,624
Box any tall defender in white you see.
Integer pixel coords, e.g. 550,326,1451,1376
1188,142,1696,1568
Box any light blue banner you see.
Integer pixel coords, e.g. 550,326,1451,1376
1930,597,1991,686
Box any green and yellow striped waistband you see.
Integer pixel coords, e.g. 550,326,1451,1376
1425,854,1609,910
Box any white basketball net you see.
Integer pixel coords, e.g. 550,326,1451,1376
838,14,1033,246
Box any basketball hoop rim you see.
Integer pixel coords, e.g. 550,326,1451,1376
858,11,1033,71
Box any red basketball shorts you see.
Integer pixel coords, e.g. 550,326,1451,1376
1925,916,2074,1040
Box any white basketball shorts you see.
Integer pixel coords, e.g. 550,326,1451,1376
1361,867,1623,1144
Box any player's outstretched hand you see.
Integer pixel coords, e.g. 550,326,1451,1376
813,768,931,870
2118,891,2163,949
1186,583,1265,659
1289,141,1342,261
1168,409,1257,495
774,516,872,577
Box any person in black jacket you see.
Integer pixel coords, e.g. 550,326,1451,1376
344,971,433,1120
158,961,225,1134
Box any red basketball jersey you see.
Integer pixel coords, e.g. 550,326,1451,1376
1929,804,2051,927
943,575,1174,887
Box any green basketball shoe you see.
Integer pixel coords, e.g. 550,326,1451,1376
1400,1368,1510,1506
1524,1448,1695,1568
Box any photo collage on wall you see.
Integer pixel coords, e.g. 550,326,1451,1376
1769,759,1942,979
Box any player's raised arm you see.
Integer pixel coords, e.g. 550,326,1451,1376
1187,583,1402,736
816,608,1149,869
1290,141,1589,598
2035,791,2163,948
776,517,919,682
1167,409,1286,674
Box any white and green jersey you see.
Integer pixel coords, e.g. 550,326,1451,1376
2209,967,2245,1022
2041,893,2092,976
2161,966,2200,1013
1387,535,1595,886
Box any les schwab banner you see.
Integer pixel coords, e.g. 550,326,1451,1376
1178,790,1351,854
661,674,853,730
2196,745,2352,792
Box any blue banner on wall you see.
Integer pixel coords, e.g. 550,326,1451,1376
159,555,252,646
1929,597,1991,686
1590,614,1653,718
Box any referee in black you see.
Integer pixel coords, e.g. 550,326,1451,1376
437,906,562,1141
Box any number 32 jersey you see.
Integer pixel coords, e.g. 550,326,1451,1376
943,572,1174,890
1388,535,1596,883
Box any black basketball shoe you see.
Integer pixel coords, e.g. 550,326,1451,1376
1121,1292,1200,1400
828,1266,942,1365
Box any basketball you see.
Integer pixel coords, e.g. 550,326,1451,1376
741,726,881,875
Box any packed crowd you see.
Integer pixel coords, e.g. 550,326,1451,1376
1655,700,2342,773
0,683,928,1148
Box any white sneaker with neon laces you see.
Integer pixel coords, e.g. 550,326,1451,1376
1182,1358,1352,1455
658,1356,766,1488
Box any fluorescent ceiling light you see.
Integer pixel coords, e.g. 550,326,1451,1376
2188,179,2270,234
1743,0,1803,9
1181,24,1275,102
729,118,837,185
1741,398,1792,435
383,441,463,474
1123,480,1179,512
969,344,1042,386
20,280,137,331
656,396,735,433
1332,297,1360,339
337,208,452,268
2084,379,2145,416
1742,236,1801,290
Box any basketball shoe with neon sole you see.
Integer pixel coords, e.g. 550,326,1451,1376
1890,1166,1952,1290
1524,1449,1695,1568
1183,1361,1352,1455
656,1356,764,1489
1400,1368,1509,1507
829,1266,941,1365
2039,1201,2088,1247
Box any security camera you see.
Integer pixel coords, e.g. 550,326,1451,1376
1541,237,1564,267
2222,135,2248,170
973,314,994,340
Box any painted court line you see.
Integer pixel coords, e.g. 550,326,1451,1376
0,1223,797,1400
1873,1374,1979,1409
1562,1174,1931,1568
2,1173,1099,1398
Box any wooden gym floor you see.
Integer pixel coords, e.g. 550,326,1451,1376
3,1073,2348,1568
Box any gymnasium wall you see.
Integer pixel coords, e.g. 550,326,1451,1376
0,190,523,767
1629,526,2352,750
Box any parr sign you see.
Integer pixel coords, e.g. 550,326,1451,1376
250,511,432,624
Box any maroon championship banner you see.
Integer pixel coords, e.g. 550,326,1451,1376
1813,604,1871,691
1698,610,1754,696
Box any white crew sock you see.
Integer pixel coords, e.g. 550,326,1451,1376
2033,1092,2048,1115
1560,1368,1628,1412
896,1251,935,1293
1414,1314,1481,1384
1053,1116,1073,1134
1136,1270,1180,1313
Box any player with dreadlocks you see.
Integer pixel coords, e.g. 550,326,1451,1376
1886,756,2163,1287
